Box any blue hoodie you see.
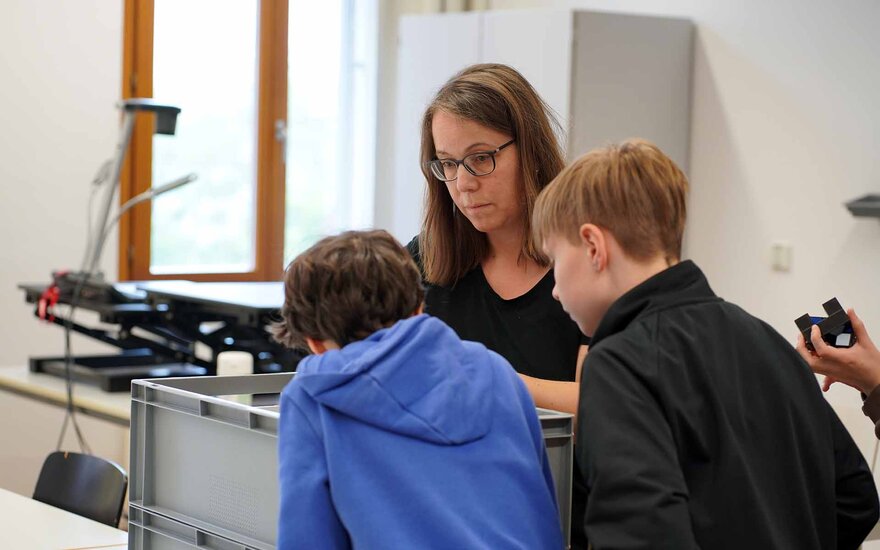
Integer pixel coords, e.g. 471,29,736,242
277,314,563,549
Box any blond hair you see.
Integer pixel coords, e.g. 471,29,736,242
533,139,688,263
419,63,565,286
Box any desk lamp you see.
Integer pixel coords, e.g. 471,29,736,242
53,99,192,454
84,99,184,280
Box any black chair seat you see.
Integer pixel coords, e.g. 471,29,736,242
33,451,128,527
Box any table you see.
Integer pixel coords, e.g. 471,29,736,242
0,365,130,426
0,487,127,549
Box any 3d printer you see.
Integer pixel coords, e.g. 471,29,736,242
19,99,302,392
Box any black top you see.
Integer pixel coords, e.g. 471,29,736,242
408,237,591,549
406,238,587,381
578,260,879,549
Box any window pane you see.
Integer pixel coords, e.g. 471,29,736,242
285,1,376,265
150,0,258,274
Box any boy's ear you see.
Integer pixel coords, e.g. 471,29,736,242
305,337,339,355
578,223,607,271
305,337,324,355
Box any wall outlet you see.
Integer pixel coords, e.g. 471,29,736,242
771,241,793,272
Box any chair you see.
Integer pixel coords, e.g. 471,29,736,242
33,451,128,527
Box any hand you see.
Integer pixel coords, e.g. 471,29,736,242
796,308,880,395
821,375,837,392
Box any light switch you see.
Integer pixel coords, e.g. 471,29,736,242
771,242,793,272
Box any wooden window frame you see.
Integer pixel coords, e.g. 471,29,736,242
120,0,288,282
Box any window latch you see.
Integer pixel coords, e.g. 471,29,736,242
275,119,287,164
274,119,287,144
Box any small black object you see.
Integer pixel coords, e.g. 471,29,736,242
120,98,181,135
845,194,880,218
795,298,856,352
51,271,135,305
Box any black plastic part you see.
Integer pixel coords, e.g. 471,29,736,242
845,194,880,218
29,350,207,392
120,98,181,136
20,280,302,392
50,271,138,304
795,297,856,351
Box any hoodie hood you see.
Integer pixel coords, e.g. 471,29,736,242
292,315,495,445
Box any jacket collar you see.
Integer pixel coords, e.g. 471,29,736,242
590,260,721,346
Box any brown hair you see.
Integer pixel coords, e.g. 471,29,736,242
533,139,689,263
272,230,425,349
419,63,566,286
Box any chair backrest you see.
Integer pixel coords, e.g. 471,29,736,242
33,451,128,527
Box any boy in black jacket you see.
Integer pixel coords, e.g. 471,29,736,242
533,138,879,549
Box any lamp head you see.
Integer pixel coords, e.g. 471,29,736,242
119,98,182,135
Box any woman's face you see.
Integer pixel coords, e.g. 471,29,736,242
431,110,524,237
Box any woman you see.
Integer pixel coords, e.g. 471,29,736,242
408,63,587,413
407,63,589,548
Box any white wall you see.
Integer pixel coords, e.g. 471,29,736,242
0,1,123,367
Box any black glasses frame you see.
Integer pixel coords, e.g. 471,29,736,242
427,139,516,182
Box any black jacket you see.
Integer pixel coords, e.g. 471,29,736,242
577,260,878,549
862,386,880,439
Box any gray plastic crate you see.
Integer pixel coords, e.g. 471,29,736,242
130,373,573,549
129,504,256,549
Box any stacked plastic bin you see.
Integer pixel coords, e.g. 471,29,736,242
128,373,573,549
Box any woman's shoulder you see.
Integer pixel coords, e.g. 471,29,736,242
405,235,420,259
404,235,424,276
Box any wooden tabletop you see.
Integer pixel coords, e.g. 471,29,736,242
0,487,128,549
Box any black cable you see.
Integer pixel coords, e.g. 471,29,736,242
55,276,93,455
84,162,109,265
54,164,111,454
63,296,92,454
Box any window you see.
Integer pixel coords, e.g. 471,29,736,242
284,0,377,264
121,0,377,281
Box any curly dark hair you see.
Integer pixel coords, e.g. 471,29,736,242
272,230,425,349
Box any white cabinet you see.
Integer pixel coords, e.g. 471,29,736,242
389,9,693,242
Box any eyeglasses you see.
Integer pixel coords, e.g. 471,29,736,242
427,139,516,182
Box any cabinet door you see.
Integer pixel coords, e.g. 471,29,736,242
481,10,574,143
392,13,481,241
569,12,693,169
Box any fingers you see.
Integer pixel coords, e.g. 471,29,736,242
797,331,832,381
822,376,836,392
795,333,813,362
807,325,843,379
810,324,834,358
849,308,874,347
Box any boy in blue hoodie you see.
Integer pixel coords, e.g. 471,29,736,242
272,230,563,550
